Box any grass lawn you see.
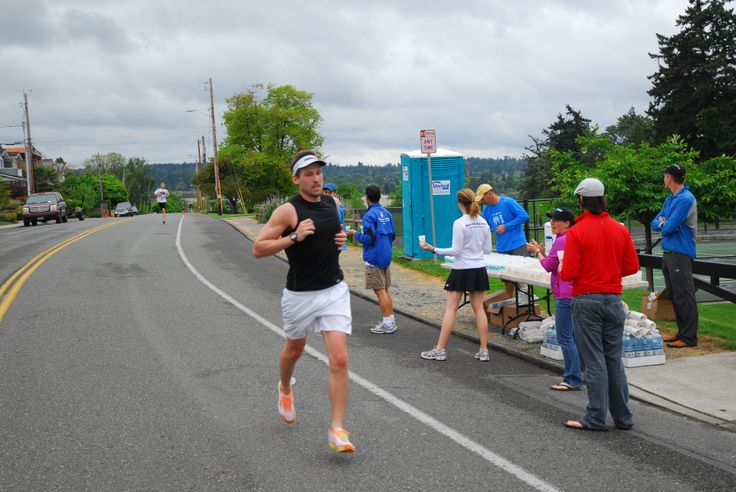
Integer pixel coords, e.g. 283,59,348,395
393,248,736,350
207,212,253,219
0,220,15,226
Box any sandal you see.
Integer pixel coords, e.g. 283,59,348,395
564,420,608,431
550,382,582,391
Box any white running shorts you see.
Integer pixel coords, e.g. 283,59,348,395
281,281,352,340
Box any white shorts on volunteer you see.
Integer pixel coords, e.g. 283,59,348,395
281,281,352,340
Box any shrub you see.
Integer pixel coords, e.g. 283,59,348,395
256,195,286,223
0,211,17,223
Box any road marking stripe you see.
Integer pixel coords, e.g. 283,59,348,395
176,216,559,492
0,222,120,322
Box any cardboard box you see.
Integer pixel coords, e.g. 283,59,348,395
540,344,564,360
623,354,666,367
641,289,676,321
488,302,542,329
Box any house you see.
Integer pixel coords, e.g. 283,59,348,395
0,145,44,198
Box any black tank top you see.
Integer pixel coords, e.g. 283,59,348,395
284,195,344,291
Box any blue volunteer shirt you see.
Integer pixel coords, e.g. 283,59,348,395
481,196,529,253
354,203,395,268
651,185,697,259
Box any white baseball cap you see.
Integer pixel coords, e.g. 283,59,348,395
574,177,605,197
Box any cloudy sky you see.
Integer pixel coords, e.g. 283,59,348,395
1,0,688,167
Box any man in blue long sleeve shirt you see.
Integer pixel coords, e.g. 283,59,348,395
651,164,698,348
476,183,530,297
347,185,397,334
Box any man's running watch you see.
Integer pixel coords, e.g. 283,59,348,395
289,232,299,243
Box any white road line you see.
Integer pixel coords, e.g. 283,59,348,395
176,216,559,492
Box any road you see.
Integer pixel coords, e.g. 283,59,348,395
1,214,735,490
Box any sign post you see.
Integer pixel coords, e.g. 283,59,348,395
420,129,438,262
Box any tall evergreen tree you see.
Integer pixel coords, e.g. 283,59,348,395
647,0,736,159
521,105,592,199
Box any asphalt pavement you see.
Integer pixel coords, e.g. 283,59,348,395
1,214,735,490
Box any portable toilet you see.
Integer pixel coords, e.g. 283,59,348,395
401,148,465,259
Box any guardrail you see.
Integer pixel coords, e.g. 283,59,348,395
638,254,736,303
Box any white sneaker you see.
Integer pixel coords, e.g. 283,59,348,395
421,347,447,361
371,322,397,334
474,349,490,362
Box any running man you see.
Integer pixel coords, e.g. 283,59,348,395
252,150,355,453
154,182,169,224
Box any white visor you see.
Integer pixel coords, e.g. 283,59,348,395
292,154,326,175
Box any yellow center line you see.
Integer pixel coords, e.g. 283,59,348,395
0,221,121,322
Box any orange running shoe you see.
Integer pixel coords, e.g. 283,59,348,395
277,383,295,425
328,427,355,453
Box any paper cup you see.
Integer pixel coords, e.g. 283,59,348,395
418,234,426,245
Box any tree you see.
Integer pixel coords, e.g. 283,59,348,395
83,152,127,181
125,157,155,212
521,105,593,198
214,83,324,205
33,164,60,192
605,107,654,147
647,0,736,159
549,132,699,254
60,174,101,211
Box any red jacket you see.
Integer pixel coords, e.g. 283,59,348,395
560,211,640,296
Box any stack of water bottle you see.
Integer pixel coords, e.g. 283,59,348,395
622,309,666,367
540,317,564,360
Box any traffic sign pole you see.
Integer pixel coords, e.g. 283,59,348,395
420,129,438,262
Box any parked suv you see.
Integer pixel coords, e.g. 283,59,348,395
23,192,68,226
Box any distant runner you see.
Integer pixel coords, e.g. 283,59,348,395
154,182,169,224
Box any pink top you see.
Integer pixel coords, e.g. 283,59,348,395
539,232,572,300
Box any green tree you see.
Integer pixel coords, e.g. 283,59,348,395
521,105,593,199
60,174,101,211
693,155,736,221
605,107,654,147
125,157,155,212
549,132,699,253
647,0,736,159
213,83,324,204
33,164,60,192
100,174,128,210
83,152,127,181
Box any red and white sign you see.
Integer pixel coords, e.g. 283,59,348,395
420,129,436,154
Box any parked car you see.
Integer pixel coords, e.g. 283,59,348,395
23,192,67,226
114,202,137,217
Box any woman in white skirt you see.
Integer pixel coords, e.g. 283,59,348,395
419,188,492,361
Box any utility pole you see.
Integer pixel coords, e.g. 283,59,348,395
196,138,202,211
209,78,222,215
23,91,35,195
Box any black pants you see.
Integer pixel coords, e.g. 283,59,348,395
662,252,698,345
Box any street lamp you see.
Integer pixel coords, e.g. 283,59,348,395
186,105,222,215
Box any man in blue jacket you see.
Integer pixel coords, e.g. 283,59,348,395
652,164,699,348
476,183,530,297
347,185,397,334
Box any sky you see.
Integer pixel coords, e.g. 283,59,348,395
0,0,690,167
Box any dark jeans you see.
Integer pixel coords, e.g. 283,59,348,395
662,252,698,345
572,294,633,430
555,298,582,388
